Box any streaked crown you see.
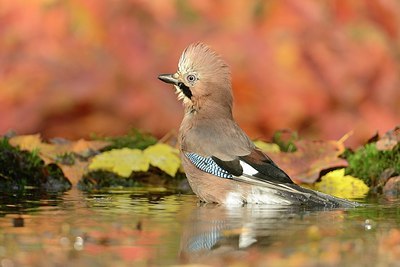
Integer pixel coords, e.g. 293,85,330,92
178,43,231,84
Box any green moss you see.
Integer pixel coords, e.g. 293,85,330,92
0,137,71,192
78,167,186,191
272,130,298,152
55,152,76,165
78,170,139,190
93,129,157,151
345,143,400,186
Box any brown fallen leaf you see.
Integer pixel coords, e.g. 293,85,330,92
268,139,348,184
71,138,111,154
9,134,51,153
59,160,88,186
8,134,110,185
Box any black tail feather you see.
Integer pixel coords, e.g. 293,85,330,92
286,183,360,208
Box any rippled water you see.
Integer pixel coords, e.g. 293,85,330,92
0,188,399,266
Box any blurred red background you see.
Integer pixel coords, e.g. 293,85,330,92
1,0,399,147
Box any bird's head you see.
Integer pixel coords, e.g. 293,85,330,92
158,43,233,116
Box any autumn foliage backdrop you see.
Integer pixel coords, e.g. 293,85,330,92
1,0,399,147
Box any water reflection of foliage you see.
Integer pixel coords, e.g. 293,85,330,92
0,190,64,216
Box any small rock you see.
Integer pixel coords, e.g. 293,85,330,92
383,176,400,199
376,126,399,151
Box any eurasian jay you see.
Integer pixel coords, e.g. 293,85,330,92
159,43,357,207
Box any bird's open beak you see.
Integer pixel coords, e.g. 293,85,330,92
158,74,179,85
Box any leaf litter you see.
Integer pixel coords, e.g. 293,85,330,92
2,126,399,199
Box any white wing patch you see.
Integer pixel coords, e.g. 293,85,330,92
239,160,258,176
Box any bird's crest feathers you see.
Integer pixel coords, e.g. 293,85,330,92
178,43,230,79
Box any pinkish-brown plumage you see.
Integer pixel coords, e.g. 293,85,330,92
159,43,358,207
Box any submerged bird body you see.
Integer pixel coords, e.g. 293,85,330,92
159,43,357,207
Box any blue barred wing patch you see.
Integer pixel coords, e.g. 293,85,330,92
185,153,233,179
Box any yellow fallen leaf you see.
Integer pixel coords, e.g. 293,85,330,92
144,143,181,177
89,148,149,177
253,140,281,153
314,169,369,199
88,144,181,178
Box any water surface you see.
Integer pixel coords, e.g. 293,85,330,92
0,188,399,266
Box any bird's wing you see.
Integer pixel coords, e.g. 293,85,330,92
238,148,294,184
184,149,359,207
184,147,293,184
183,117,292,183
182,118,255,161
184,150,311,201
209,148,294,184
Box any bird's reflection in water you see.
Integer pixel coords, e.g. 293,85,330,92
180,203,328,263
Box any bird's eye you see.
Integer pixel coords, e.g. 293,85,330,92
187,74,197,83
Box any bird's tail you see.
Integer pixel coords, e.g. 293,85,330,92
236,175,361,208
286,183,360,208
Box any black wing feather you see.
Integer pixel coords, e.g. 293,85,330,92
211,156,243,176
210,149,293,184
239,153,294,184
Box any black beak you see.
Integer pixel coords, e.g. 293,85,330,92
158,74,179,85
